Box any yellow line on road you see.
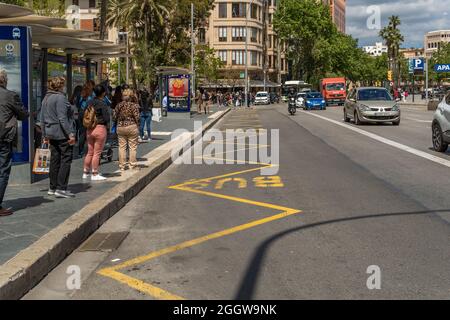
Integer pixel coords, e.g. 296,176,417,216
97,269,185,300
99,209,300,276
97,136,301,300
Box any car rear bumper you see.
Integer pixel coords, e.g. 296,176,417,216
326,98,345,104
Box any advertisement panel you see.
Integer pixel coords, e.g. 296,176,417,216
167,74,191,112
0,26,32,163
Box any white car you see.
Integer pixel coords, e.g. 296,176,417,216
254,92,270,105
296,92,307,108
432,92,450,152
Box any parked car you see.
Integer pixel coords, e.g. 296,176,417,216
432,92,450,152
296,92,307,108
344,87,401,125
254,91,270,105
304,92,326,110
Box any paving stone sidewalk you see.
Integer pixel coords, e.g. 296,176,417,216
0,107,223,265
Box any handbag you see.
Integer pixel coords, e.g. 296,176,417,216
32,143,51,174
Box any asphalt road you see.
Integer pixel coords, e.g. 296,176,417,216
25,104,450,300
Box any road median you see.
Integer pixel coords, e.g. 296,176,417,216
0,108,230,300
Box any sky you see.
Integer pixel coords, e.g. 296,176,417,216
346,0,450,48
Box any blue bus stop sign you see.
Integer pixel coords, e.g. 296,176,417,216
0,26,32,163
434,64,450,72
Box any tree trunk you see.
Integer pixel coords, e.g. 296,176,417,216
97,0,108,82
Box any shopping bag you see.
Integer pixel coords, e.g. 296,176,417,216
32,145,51,175
152,108,162,122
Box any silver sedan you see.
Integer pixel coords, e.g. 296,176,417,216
344,87,401,125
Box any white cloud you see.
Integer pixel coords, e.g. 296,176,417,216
347,0,450,47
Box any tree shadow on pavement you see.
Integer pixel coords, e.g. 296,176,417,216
234,208,450,300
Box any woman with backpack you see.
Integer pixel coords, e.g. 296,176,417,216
82,85,110,181
113,89,140,171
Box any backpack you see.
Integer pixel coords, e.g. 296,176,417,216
83,103,97,129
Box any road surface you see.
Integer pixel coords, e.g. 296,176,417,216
25,104,450,300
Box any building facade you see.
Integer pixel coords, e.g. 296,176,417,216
323,0,346,33
65,0,118,43
363,42,388,57
400,48,424,59
202,0,346,89
424,30,450,58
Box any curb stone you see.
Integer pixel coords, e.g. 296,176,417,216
0,108,231,300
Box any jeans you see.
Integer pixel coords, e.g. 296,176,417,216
117,124,139,169
0,142,12,207
84,125,107,174
139,112,152,138
49,139,73,191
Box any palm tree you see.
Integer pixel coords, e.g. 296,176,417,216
379,16,404,86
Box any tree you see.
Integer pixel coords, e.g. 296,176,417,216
106,0,214,89
274,0,337,85
194,45,224,85
379,16,404,86
429,42,450,84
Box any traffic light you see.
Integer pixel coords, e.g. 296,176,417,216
387,70,393,81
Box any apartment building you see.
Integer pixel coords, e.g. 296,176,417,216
202,0,346,88
424,30,450,58
201,0,286,88
363,42,388,57
65,0,118,43
323,0,346,33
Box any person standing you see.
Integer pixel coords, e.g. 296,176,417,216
204,91,211,114
0,69,29,216
40,77,76,198
114,89,140,171
83,85,110,181
139,89,153,142
78,81,95,157
197,90,203,114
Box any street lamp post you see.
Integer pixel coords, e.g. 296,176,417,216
245,1,249,108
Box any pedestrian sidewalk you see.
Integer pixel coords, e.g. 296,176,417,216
0,106,223,265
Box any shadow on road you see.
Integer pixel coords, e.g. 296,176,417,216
234,208,450,300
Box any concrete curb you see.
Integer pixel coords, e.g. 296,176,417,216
0,108,231,300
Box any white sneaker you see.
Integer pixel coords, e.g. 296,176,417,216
138,137,144,143
82,173,91,179
91,174,107,181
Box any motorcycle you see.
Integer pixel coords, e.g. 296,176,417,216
288,97,296,115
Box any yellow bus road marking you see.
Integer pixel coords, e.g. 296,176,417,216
97,269,185,300
97,141,302,300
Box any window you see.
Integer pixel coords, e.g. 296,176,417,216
268,55,272,68
281,58,284,71
232,3,246,18
219,3,227,18
232,50,246,65
251,4,258,19
218,27,227,42
232,27,246,42
72,0,79,5
218,50,227,63
198,28,206,44
89,0,96,8
251,51,257,66
250,28,257,43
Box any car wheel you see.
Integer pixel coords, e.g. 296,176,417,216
354,111,361,125
344,109,350,122
432,123,449,152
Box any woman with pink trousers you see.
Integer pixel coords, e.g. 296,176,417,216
83,85,110,181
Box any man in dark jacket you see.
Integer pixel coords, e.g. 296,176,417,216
0,69,29,216
138,89,153,142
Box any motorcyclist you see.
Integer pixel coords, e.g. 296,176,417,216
288,87,296,101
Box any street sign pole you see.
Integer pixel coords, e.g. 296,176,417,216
425,58,429,101
412,74,415,103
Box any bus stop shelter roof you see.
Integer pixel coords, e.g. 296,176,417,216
0,3,33,19
156,66,191,75
0,15,67,28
